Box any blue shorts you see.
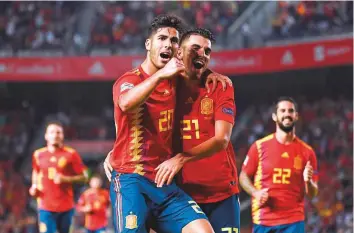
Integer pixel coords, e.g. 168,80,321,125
110,171,207,233
253,221,305,233
199,194,240,233
38,208,74,233
86,227,106,233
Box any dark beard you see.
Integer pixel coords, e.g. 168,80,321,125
278,122,295,133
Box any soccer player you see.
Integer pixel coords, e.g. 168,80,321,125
29,121,88,233
154,28,240,233
239,97,319,233
77,175,110,233
109,15,218,233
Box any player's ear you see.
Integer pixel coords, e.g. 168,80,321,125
271,113,277,122
294,112,299,121
145,38,151,51
177,47,183,60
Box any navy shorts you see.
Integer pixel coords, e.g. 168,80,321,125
38,208,74,233
110,171,208,233
86,227,107,233
253,221,305,233
199,194,240,233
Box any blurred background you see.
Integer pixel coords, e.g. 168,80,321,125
0,1,352,233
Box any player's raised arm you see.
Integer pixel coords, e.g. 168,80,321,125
304,150,319,198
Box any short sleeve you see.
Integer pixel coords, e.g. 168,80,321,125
215,84,236,125
113,73,142,106
70,151,87,174
241,142,259,178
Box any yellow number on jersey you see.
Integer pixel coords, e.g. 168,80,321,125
48,167,57,180
273,168,291,184
159,110,174,132
181,119,200,140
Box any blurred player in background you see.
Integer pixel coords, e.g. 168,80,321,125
239,97,318,233
77,175,110,233
108,14,217,233
29,122,88,233
154,28,240,233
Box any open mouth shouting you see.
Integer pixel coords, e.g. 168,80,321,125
192,58,205,69
160,51,172,63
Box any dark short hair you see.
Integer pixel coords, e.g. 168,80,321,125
147,14,185,38
179,28,216,46
45,121,64,130
273,96,298,113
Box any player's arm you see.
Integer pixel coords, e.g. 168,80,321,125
239,144,269,205
55,151,88,184
29,152,41,197
177,120,232,163
203,68,233,93
304,150,319,198
76,193,92,213
118,58,184,112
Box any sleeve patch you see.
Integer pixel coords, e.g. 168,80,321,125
120,82,135,92
222,107,234,115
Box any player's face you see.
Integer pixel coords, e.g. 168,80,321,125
178,35,211,80
90,177,102,189
45,124,64,147
272,101,298,132
146,27,179,69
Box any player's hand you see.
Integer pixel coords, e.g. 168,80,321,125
154,154,185,187
29,185,40,197
54,173,67,184
157,58,186,80
303,161,313,182
104,150,113,182
252,188,269,206
205,72,232,93
82,204,93,213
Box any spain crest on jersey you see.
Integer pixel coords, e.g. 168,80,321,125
125,212,138,229
293,155,302,170
201,97,213,115
58,157,67,168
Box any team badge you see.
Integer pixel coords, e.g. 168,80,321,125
50,156,57,163
201,97,213,115
58,157,67,168
293,155,302,170
125,212,138,229
39,222,47,233
94,201,101,209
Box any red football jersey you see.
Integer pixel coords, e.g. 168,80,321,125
110,66,175,181
77,188,110,230
32,146,86,212
175,82,239,203
242,133,318,226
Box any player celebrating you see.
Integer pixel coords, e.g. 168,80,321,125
109,15,216,233
29,122,88,233
77,175,110,233
239,97,318,233
154,28,240,233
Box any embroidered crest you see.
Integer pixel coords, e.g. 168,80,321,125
201,97,213,115
94,201,101,209
293,155,302,170
125,212,138,229
58,157,67,168
50,156,57,163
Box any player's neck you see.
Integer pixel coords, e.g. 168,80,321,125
141,58,159,76
275,128,295,145
47,144,63,153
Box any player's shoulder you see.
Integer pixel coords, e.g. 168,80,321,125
33,147,47,157
114,68,141,84
296,137,315,153
214,80,234,95
62,146,78,155
254,133,275,146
